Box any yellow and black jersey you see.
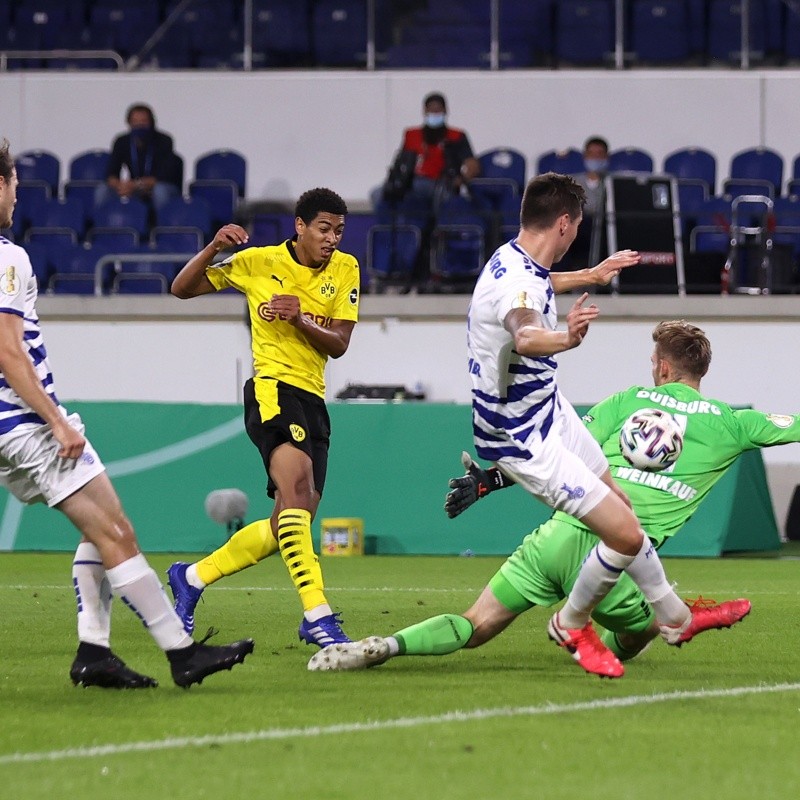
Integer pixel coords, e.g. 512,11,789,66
206,239,360,398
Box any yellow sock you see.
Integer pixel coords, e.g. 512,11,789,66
195,519,278,586
277,508,326,612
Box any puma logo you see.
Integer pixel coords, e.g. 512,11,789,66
271,275,285,287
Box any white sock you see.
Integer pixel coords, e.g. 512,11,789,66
560,542,634,628
186,563,206,590
106,554,193,651
305,603,333,623
385,636,400,656
623,537,690,626
72,542,111,648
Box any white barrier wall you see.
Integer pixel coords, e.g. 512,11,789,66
3,69,800,201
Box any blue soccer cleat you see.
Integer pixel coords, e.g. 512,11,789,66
298,612,351,648
167,561,203,635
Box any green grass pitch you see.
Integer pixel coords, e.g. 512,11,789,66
1,550,799,800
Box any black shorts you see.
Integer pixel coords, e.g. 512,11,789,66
243,377,331,499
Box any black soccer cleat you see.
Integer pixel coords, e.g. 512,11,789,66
70,653,158,689
169,638,255,689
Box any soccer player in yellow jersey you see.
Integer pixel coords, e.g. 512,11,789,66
168,188,359,648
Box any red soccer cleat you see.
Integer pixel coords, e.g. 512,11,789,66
547,612,625,679
660,596,752,646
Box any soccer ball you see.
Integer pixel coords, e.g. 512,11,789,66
619,408,683,471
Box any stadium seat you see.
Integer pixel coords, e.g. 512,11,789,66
536,148,584,175
477,148,526,193
194,150,246,197
609,147,654,173
430,195,489,288
498,0,555,68
12,3,76,50
156,196,212,239
93,197,150,238
14,150,60,195
727,147,784,196
22,238,52,289
150,226,204,254
707,0,767,64
85,1,160,59
23,228,78,285
555,0,614,66
663,147,717,193
13,180,51,236
249,0,312,67
47,242,107,296
630,0,691,64
86,226,140,254
39,197,88,238
366,224,422,290
690,225,731,254
111,251,177,294
694,196,734,228
69,149,111,182
188,179,238,231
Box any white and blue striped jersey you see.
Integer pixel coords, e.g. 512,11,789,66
0,236,60,434
467,239,559,461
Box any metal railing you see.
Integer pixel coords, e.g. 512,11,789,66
92,252,194,297
0,50,124,71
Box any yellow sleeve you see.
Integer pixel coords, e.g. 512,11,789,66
332,254,360,322
205,249,253,292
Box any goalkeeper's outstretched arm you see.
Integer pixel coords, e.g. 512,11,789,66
444,452,515,519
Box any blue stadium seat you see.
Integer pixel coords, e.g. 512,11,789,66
707,0,767,64
86,1,160,59
430,195,489,286
188,179,238,231
14,150,60,195
630,0,691,64
86,226,140,254
24,228,78,286
555,0,613,65
366,224,422,289
39,197,88,238
12,3,77,50
477,148,526,193
111,249,177,294
498,0,555,68
727,147,784,196
676,179,710,224
47,243,99,295
694,196,733,228
773,196,800,227
69,149,111,182
150,226,203,254
249,0,312,67
22,238,52,289
156,196,212,238
194,150,246,197
663,147,717,192
690,225,731,254
340,212,376,275
13,180,51,237
609,147,654,173
312,0,369,67
536,148,584,175
93,197,149,238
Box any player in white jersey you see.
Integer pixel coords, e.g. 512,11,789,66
0,139,253,689
465,172,737,678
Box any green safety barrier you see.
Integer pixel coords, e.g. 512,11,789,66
0,401,780,557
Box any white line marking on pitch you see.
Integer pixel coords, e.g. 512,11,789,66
1,682,798,766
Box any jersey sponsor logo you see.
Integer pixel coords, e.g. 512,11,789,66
271,274,285,287
80,452,95,465
0,265,19,297
635,389,721,416
766,414,794,429
560,482,585,500
256,302,332,327
320,281,336,298
289,423,306,442
582,414,595,423
511,291,534,309
614,465,698,501
349,287,358,305
468,357,481,376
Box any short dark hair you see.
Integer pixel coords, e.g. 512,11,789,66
294,187,348,223
520,172,585,229
126,103,156,127
424,92,447,110
652,320,712,379
0,139,13,183
583,136,609,153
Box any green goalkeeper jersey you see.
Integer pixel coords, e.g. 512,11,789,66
552,382,800,547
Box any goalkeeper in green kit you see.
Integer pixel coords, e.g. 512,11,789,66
309,320,796,672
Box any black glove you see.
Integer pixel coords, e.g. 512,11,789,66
444,452,511,519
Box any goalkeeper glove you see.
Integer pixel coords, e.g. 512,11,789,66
444,451,513,519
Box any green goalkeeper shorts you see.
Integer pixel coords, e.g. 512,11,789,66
491,517,654,635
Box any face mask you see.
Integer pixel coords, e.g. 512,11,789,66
584,158,608,173
424,113,446,128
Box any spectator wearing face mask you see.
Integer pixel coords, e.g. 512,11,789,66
565,136,610,271
378,91,481,209
95,103,182,213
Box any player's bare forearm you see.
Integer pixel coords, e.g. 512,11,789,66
295,317,354,359
550,250,640,293
172,224,248,298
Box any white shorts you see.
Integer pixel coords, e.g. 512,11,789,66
0,412,106,507
495,399,610,519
